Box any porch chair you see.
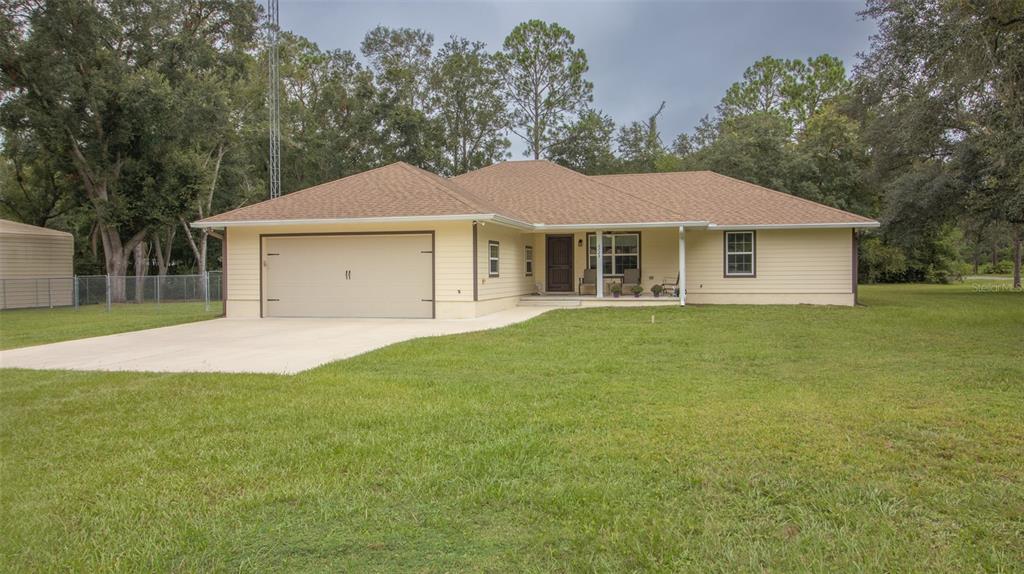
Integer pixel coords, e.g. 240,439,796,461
662,274,680,297
622,268,642,294
579,268,597,295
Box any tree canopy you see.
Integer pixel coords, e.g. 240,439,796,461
1,1,1019,287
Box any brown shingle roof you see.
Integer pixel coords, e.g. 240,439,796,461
451,160,688,224
196,160,877,227
198,162,511,224
594,171,876,226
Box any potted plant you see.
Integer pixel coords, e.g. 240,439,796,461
631,283,644,298
610,281,622,298
651,284,663,298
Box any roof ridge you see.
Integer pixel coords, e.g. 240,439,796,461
394,161,502,216
575,168,693,221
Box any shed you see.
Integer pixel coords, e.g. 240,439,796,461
0,219,74,309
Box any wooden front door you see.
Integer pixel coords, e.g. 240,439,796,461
546,235,574,292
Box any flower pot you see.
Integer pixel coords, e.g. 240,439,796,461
653,292,660,298
633,293,641,298
612,292,620,298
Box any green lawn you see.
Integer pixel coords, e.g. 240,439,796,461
1,284,1021,572
0,301,223,350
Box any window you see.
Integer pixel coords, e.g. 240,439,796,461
587,233,639,276
725,231,755,277
488,240,499,277
525,245,533,276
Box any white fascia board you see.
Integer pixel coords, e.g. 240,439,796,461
532,221,710,232
707,221,880,230
190,213,531,230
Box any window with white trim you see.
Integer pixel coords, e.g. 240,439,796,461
488,240,500,277
587,233,639,276
525,245,533,276
725,231,755,276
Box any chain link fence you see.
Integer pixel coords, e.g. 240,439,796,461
1,272,222,311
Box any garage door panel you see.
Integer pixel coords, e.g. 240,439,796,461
263,234,432,318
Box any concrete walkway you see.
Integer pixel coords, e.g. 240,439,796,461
0,307,550,374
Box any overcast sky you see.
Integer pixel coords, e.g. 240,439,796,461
280,0,877,156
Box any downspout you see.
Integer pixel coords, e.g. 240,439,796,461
852,229,859,305
472,221,479,302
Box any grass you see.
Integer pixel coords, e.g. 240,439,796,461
0,301,223,350
1,283,1022,572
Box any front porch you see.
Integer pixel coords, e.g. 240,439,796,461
519,293,681,308
529,225,694,305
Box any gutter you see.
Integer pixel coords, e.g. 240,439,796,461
193,215,880,232
191,213,533,230
707,222,880,230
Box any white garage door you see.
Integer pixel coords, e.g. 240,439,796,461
263,234,433,318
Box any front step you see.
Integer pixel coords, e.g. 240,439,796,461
518,299,582,308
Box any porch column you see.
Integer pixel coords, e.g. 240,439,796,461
595,230,604,298
678,226,686,306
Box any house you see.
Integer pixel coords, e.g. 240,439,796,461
193,160,878,319
0,218,74,309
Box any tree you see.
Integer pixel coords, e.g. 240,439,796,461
719,56,792,118
361,26,434,111
793,104,873,214
681,112,795,193
546,109,617,174
277,33,377,190
429,37,509,175
617,101,668,173
784,55,850,128
1,0,259,300
719,54,849,131
0,133,76,228
857,0,1024,288
495,20,592,159
360,27,444,171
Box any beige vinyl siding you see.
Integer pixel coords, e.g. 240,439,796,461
554,229,678,293
224,221,474,318
685,228,853,295
476,223,535,301
0,231,74,309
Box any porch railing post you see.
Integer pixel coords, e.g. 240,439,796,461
596,230,604,299
679,226,686,306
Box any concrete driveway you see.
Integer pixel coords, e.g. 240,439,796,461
0,308,550,374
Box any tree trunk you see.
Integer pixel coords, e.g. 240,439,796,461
154,227,176,276
1013,227,1022,290
180,219,208,299
133,241,149,304
96,223,146,303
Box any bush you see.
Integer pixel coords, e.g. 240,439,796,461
980,260,1014,275
859,236,908,283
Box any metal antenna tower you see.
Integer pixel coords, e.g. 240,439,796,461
267,0,281,199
